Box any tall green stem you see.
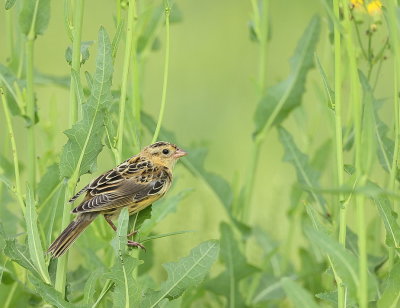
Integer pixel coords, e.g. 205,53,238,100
241,0,269,222
152,1,171,143
1,89,25,213
341,1,367,307
116,0,137,164
333,0,346,307
55,0,85,295
386,0,400,270
26,38,36,188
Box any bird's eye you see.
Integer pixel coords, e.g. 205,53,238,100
162,149,170,155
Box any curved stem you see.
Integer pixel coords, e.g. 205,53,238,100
116,0,137,163
152,2,171,143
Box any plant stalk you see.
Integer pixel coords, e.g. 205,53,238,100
152,1,171,143
55,0,85,295
333,0,346,307
116,0,137,164
341,1,367,307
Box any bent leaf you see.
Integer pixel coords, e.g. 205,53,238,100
254,16,320,136
143,240,219,308
278,126,326,213
25,184,51,283
59,27,113,179
19,0,51,36
281,277,320,308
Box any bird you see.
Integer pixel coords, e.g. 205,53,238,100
48,141,187,258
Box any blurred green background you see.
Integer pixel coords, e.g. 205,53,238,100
0,0,393,288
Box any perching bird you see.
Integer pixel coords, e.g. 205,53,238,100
48,141,187,258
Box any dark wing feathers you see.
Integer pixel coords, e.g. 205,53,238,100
72,178,167,213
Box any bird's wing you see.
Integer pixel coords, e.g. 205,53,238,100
68,155,149,202
71,167,170,213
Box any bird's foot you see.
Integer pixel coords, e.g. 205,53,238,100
127,240,146,251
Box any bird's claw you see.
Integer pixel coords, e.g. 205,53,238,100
127,240,146,251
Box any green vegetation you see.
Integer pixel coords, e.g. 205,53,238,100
0,0,399,307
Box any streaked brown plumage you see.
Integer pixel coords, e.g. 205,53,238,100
48,141,187,258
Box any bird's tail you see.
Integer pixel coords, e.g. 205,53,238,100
48,213,98,258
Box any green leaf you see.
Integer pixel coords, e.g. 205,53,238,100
363,75,395,174
0,64,26,117
104,256,141,308
315,54,335,110
29,275,75,308
25,184,51,284
37,164,60,204
143,240,219,308
65,41,93,65
359,73,377,173
136,4,164,55
281,277,320,308
378,261,400,308
278,126,326,212
305,226,378,301
370,183,400,248
112,20,125,60
59,27,113,179
83,268,105,306
107,208,141,308
19,0,51,36
5,0,17,10
140,189,192,235
206,223,258,307
253,16,320,136
2,237,42,279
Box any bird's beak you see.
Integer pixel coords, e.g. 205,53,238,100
174,148,187,158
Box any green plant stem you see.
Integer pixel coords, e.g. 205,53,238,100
6,9,14,63
116,0,137,164
342,2,367,307
386,0,400,270
69,0,85,122
1,89,25,213
26,39,36,189
333,1,346,307
54,0,85,296
152,2,171,143
241,0,269,222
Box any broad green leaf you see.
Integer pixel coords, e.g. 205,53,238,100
305,226,378,301
83,268,105,306
37,163,60,204
252,275,286,304
143,240,219,308
25,184,50,283
140,189,192,235
362,76,395,175
104,256,141,308
281,277,320,308
0,64,26,117
107,208,141,308
278,126,326,212
59,27,113,178
19,0,50,36
112,208,129,256
112,20,125,60
378,261,400,308
370,183,400,248
29,275,75,308
2,237,42,279
315,54,335,110
71,69,85,107
206,223,258,307
253,16,320,136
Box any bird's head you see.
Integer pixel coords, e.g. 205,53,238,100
142,141,187,169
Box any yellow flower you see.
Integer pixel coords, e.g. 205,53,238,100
351,0,364,7
367,0,383,15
